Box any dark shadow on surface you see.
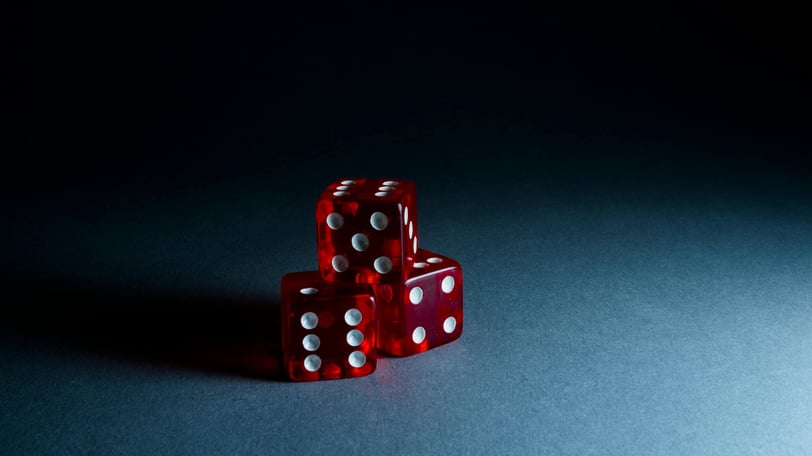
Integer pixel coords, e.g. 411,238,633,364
1,275,284,382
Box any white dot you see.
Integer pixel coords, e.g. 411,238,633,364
303,354,321,372
404,207,409,225
441,276,455,293
383,181,399,186
413,236,418,253
408,221,414,239
412,326,426,344
326,212,344,230
336,185,351,191
374,257,392,274
379,186,396,191
300,312,318,329
351,233,369,251
413,262,428,268
409,287,423,305
333,191,349,197
348,351,366,368
302,334,320,351
443,316,457,334
344,308,362,326
346,329,364,347
375,192,390,197
427,257,443,264
341,180,357,185
299,287,319,295
332,255,349,272
370,212,388,231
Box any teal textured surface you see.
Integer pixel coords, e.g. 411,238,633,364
3,147,812,454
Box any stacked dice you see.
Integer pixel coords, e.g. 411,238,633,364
280,178,464,381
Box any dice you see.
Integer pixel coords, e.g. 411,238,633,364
280,178,464,381
316,178,418,284
375,249,463,356
280,271,377,381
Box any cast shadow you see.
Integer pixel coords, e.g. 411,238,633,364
1,275,284,382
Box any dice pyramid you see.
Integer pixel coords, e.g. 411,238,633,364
280,178,463,381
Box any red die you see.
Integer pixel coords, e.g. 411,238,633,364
281,271,376,381
375,249,463,356
316,178,418,284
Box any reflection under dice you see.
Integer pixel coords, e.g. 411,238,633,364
316,178,418,284
281,272,376,381
375,249,463,356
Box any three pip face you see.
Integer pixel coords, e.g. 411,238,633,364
280,178,464,381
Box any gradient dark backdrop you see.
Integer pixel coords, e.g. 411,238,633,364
4,3,812,454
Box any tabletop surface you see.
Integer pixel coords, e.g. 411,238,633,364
4,147,812,455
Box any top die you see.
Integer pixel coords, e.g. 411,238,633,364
316,178,418,284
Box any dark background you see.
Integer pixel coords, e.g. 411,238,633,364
3,2,811,454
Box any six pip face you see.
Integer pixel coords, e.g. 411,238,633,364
281,272,377,382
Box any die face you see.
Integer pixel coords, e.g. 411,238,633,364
376,249,463,356
281,272,376,381
316,178,418,284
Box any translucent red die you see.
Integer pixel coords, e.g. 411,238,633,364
280,271,376,381
316,178,418,284
375,249,463,356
